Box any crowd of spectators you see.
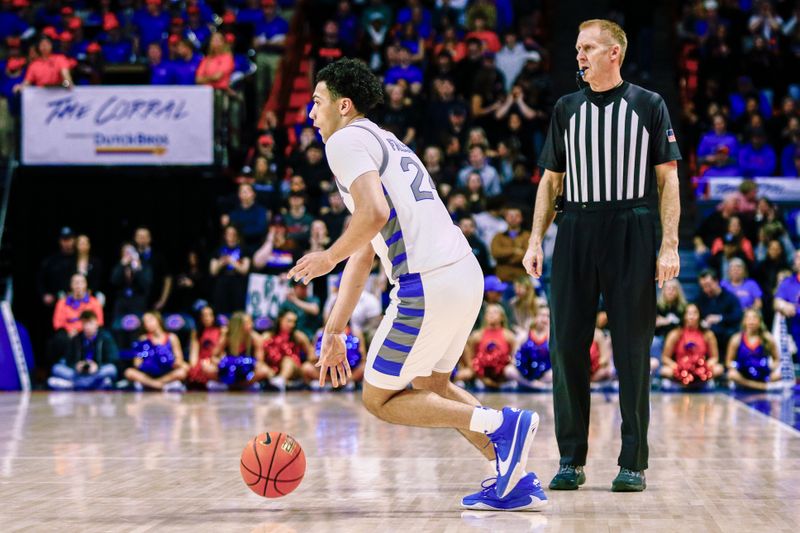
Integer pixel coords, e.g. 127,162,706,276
0,0,293,152
679,0,800,177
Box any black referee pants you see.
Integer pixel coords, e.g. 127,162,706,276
550,204,656,472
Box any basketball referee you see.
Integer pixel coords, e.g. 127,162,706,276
523,19,681,492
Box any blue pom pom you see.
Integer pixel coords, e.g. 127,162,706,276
218,355,256,385
515,339,551,381
136,340,175,377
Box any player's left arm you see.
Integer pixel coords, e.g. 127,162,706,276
289,171,388,284
655,160,681,288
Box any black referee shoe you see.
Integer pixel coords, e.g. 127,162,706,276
548,465,586,490
611,468,646,492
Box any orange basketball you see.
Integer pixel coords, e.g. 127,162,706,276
240,432,306,498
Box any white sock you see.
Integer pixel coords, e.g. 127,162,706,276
469,406,504,434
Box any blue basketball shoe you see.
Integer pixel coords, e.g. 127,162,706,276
461,473,548,511
488,407,540,498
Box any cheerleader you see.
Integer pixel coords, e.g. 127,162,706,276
459,304,517,388
725,309,781,391
205,311,271,390
262,309,313,391
589,326,614,383
124,311,188,391
660,304,724,388
504,306,552,389
186,305,225,389
303,324,367,390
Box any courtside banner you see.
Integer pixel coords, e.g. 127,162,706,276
695,176,800,200
21,85,213,165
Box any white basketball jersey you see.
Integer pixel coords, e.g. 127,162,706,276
324,119,471,283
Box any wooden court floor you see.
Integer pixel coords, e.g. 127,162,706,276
0,391,798,533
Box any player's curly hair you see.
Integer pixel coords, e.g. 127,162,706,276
316,58,384,113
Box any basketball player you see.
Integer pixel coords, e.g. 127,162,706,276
287,58,546,510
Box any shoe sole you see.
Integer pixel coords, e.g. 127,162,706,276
461,497,549,512
611,481,646,492
497,411,540,499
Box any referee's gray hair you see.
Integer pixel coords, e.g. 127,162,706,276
579,19,628,65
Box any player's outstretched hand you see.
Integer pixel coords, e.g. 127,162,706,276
316,332,352,388
656,246,680,288
523,243,544,278
289,251,336,285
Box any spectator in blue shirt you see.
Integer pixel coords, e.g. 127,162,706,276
384,47,424,95
64,18,89,59
101,19,134,64
335,0,359,49
738,128,777,177
782,146,800,177
703,145,741,177
147,42,171,84
185,6,211,49
34,0,61,30
183,0,215,25
237,0,263,26
458,145,503,196
134,0,171,52
774,250,800,353
698,114,739,165
396,0,432,39
221,183,269,255
0,0,30,40
169,39,202,85
780,134,800,176
73,42,103,85
721,258,763,310
253,0,289,52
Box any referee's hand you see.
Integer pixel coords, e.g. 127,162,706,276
656,247,680,289
523,243,543,278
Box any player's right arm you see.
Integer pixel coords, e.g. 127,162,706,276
316,242,375,387
524,169,564,278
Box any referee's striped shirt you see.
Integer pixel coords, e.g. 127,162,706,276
538,81,681,205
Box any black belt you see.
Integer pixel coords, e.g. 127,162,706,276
563,198,649,212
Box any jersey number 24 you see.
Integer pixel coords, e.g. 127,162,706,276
401,156,437,202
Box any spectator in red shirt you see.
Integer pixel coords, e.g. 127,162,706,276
710,216,755,262
53,273,104,335
465,11,501,54
14,36,72,91
435,27,467,63
48,271,105,369
196,32,235,91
